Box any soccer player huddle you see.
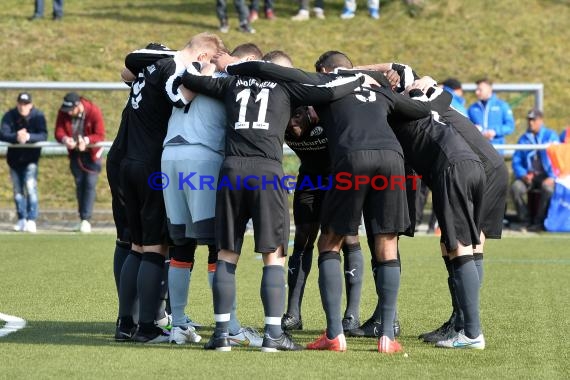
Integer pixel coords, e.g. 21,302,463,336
109,33,508,353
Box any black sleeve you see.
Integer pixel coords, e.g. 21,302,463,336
336,69,392,88
226,61,328,85
27,112,48,143
125,46,176,75
281,75,364,107
427,89,452,115
0,113,17,143
391,63,420,93
283,75,364,106
181,71,234,100
391,90,432,121
226,60,363,105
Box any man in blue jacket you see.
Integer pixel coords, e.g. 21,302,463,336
468,77,515,152
0,92,48,233
511,109,559,231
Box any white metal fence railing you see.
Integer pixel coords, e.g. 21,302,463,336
0,142,556,159
0,81,547,157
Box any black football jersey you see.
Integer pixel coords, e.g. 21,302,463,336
124,44,176,75
441,108,505,176
391,62,504,176
124,55,188,164
108,45,177,164
223,61,431,165
181,67,363,163
285,122,330,175
389,114,481,187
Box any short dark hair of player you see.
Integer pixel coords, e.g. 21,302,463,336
231,43,263,60
475,77,492,86
262,50,293,67
314,51,353,73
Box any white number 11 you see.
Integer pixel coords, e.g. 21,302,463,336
235,88,269,130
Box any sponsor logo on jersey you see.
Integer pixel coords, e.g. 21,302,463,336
310,126,324,136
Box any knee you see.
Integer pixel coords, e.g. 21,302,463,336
541,181,554,195
511,180,526,195
343,234,359,246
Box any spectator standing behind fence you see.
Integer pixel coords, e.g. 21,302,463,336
340,0,380,19
0,92,47,233
55,92,105,233
248,0,275,21
441,78,467,116
511,109,559,232
217,0,255,33
291,0,325,20
467,77,515,151
29,0,63,21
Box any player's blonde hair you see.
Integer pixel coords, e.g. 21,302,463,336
186,33,228,56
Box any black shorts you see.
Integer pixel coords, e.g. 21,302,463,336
321,150,410,236
106,157,130,243
403,163,420,237
432,160,485,252
216,157,290,254
480,163,508,239
120,159,168,246
293,174,327,225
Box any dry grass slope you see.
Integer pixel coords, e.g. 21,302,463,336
0,0,569,207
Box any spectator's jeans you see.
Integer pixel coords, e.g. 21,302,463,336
10,163,39,221
70,156,101,221
34,0,64,17
343,0,379,12
216,0,249,24
250,0,274,12
299,0,324,10
511,175,554,225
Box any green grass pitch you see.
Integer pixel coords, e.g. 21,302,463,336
0,233,568,379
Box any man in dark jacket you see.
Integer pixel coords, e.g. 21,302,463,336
0,92,47,233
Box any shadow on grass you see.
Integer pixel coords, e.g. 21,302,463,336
1,321,402,351
1,321,120,346
0,321,178,349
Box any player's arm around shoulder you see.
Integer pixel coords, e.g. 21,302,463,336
181,63,234,101
227,60,324,85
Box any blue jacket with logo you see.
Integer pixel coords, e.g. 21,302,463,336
512,125,559,179
467,93,515,145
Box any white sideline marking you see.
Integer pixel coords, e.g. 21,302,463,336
0,313,26,337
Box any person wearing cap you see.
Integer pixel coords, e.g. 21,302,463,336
0,92,47,233
467,77,515,153
441,77,467,116
55,92,105,233
29,0,64,21
511,109,560,231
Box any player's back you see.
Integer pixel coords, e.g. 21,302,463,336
223,76,293,163
441,108,504,176
391,115,479,187
125,56,187,164
315,85,402,164
164,94,226,156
